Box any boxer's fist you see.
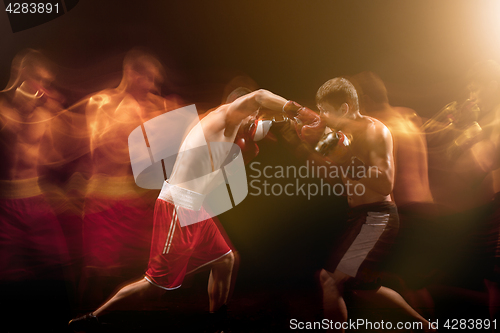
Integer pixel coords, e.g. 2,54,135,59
234,118,269,164
235,136,259,164
315,130,351,164
249,119,273,142
282,100,303,118
299,115,326,146
283,101,325,145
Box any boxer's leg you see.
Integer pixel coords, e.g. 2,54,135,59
485,278,500,323
92,278,163,316
320,269,350,333
69,278,164,332
207,251,235,312
354,286,435,332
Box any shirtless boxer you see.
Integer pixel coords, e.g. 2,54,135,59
308,77,434,332
451,60,500,323
78,50,181,306
0,50,69,281
421,60,500,324
69,88,289,332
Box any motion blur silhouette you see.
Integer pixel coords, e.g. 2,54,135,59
77,49,183,307
0,49,70,282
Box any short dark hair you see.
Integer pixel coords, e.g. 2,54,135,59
316,77,359,112
123,48,165,82
2,49,53,92
350,71,389,105
467,60,500,86
226,87,252,103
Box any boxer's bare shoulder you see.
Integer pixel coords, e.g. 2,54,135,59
197,103,232,138
355,115,392,148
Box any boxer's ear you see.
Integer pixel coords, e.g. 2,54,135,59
340,103,349,116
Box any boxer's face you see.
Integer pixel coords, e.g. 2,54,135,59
26,66,54,90
468,80,496,112
128,63,162,94
318,101,347,129
16,65,55,107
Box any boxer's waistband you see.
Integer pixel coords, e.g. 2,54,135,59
86,174,151,198
349,200,396,214
158,181,205,211
0,177,43,199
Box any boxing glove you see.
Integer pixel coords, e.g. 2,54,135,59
283,100,326,146
250,119,273,142
315,130,351,164
235,136,259,165
234,118,261,164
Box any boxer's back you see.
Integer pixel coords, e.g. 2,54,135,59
380,107,433,206
169,104,238,195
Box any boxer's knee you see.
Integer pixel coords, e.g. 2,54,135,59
320,269,336,290
320,269,349,292
214,251,234,271
115,279,149,299
222,251,235,269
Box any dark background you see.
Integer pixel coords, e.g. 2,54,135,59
1,1,499,332
2,0,500,112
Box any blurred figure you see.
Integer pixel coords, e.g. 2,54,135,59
351,71,438,318
426,60,500,322
78,49,183,307
351,72,433,206
462,60,500,323
0,49,69,283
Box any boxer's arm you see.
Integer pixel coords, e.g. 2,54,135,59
454,109,500,173
85,93,114,153
85,96,100,143
465,136,500,173
352,125,394,196
225,89,287,128
38,110,64,166
481,110,500,171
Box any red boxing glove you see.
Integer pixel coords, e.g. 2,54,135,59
282,100,304,118
235,136,259,165
297,109,326,146
283,100,325,146
235,119,260,164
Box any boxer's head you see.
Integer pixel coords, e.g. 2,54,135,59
122,49,165,95
316,77,359,129
350,71,389,114
467,60,500,114
226,87,253,104
6,49,56,109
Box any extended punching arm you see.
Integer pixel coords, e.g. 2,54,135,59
282,100,326,146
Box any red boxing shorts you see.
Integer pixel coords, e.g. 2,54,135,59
83,176,158,276
145,184,232,290
0,178,69,280
83,196,155,274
